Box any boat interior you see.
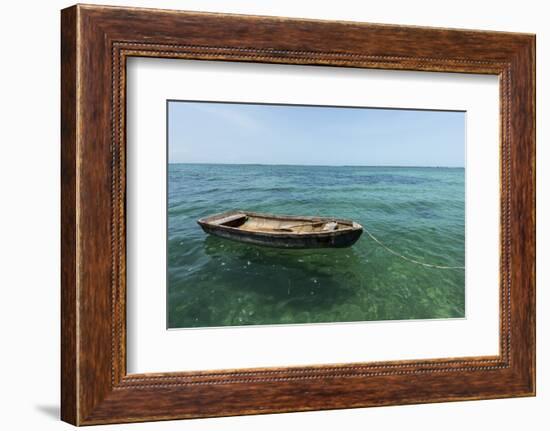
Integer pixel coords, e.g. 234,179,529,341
210,213,354,234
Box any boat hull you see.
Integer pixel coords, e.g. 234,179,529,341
197,211,363,249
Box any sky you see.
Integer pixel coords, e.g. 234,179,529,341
168,101,465,167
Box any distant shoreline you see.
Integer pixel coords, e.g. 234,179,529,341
168,162,465,169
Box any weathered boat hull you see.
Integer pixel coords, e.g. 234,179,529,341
197,210,363,249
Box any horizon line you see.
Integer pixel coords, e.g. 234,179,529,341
168,162,465,169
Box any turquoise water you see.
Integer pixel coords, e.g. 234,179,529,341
167,163,465,329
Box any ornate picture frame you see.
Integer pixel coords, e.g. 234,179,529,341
61,4,535,425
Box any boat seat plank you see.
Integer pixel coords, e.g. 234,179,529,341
214,213,247,226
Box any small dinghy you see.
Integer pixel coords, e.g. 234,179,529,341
197,210,363,249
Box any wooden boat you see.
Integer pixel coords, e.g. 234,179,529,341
197,210,363,249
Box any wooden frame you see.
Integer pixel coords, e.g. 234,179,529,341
61,4,535,426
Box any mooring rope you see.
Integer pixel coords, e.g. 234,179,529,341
363,227,465,270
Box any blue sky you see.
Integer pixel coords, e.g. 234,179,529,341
168,101,465,167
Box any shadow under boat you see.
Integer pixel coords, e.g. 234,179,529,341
199,235,364,312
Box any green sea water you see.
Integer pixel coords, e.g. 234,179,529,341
167,163,465,329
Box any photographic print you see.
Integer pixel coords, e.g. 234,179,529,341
167,101,465,329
